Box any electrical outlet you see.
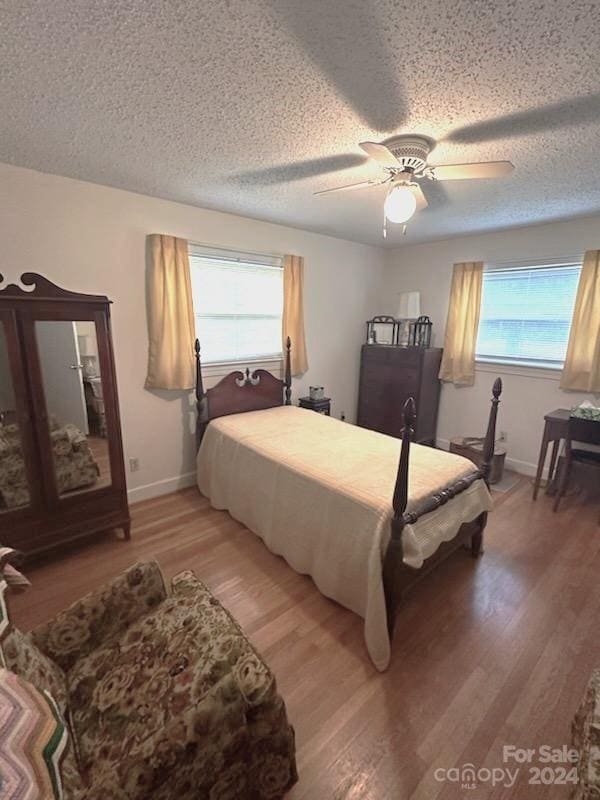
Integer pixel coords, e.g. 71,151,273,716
499,431,508,442
129,457,140,472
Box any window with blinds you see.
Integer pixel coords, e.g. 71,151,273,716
189,245,284,364
475,262,581,368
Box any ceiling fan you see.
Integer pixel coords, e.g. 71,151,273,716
314,135,514,237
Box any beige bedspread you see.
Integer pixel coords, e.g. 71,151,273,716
197,406,492,670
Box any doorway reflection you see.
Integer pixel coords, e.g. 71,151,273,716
36,320,112,497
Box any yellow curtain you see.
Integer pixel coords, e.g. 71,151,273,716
282,254,309,376
438,261,484,386
145,234,196,390
560,249,600,392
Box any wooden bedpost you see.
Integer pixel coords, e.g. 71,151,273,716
480,377,503,486
470,377,502,557
195,339,209,449
284,336,292,405
382,396,415,637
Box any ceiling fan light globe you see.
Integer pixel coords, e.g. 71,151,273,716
384,186,417,223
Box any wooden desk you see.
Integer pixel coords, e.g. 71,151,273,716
532,409,571,500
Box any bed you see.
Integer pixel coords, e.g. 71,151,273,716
195,338,502,670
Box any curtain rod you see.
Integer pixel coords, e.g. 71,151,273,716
485,253,584,271
188,239,286,261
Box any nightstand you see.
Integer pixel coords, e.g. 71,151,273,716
298,396,331,416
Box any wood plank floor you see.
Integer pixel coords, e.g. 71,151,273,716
11,478,599,799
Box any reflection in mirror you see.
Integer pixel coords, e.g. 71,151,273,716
0,320,31,512
36,320,112,497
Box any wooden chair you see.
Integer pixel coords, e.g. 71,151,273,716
553,416,600,518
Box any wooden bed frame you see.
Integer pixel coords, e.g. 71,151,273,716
195,337,502,636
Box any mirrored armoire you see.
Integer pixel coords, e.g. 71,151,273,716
0,273,130,555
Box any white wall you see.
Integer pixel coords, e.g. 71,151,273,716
382,217,600,476
1,162,384,501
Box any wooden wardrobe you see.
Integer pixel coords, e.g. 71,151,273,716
357,345,443,445
0,273,130,555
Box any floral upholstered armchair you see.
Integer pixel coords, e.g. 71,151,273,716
0,419,99,509
50,422,100,496
0,558,297,799
572,669,600,799
0,422,30,510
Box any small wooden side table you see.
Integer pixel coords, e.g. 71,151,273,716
532,409,570,500
298,396,331,416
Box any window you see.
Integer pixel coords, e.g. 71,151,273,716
475,262,581,368
189,245,283,364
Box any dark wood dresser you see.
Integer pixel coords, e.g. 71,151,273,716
357,345,443,445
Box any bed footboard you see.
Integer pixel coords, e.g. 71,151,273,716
383,377,502,637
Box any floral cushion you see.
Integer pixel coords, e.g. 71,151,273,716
2,628,85,799
31,561,167,672
2,628,68,713
52,424,100,495
0,430,30,510
573,669,600,799
0,421,100,509
66,570,297,799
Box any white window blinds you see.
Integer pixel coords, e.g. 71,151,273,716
189,245,283,364
476,263,581,368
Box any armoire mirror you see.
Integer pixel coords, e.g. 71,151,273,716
35,319,113,497
0,273,130,554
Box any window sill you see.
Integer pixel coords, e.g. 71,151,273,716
475,359,562,381
201,356,283,379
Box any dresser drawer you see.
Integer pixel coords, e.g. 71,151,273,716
361,362,420,394
362,345,421,366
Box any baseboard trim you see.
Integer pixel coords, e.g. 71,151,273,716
127,471,197,504
127,442,541,504
436,438,540,478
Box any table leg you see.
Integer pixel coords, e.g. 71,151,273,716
533,424,550,500
545,439,560,495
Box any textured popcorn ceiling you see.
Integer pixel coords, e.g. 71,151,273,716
2,1,600,246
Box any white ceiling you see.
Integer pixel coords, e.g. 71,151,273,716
2,1,600,247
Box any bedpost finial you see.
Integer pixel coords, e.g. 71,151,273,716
481,377,502,486
393,395,415,524
195,337,208,450
403,397,416,428
284,337,292,405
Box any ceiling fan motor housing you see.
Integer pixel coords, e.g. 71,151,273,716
384,135,431,173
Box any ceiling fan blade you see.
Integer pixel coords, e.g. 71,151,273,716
233,153,368,186
446,93,600,144
410,183,428,210
314,179,386,196
431,161,514,181
359,141,397,167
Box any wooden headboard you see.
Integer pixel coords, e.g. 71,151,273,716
195,337,292,448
